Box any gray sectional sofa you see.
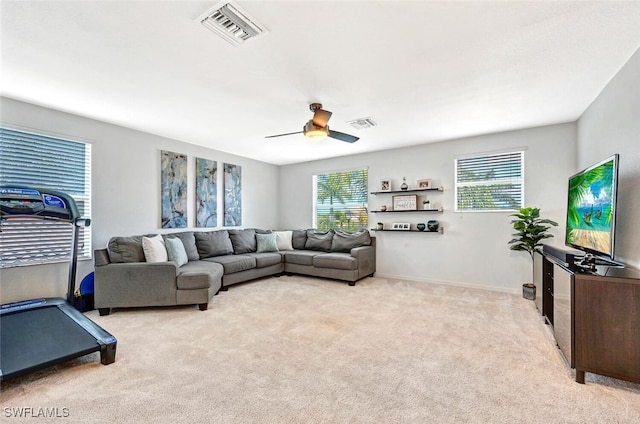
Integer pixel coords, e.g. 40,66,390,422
94,229,375,315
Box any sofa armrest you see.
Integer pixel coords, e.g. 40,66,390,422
94,261,180,308
95,248,111,266
350,244,376,278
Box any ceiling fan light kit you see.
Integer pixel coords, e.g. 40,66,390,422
266,103,360,144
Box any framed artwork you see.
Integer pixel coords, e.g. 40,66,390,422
196,157,217,227
161,150,187,228
392,223,411,230
224,162,242,226
380,179,391,192
417,179,432,189
393,194,417,211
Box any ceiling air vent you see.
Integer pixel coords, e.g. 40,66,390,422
347,117,378,130
196,1,267,46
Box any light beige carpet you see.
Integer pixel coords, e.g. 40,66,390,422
1,276,639,423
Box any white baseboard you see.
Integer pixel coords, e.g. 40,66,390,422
371,272,520,295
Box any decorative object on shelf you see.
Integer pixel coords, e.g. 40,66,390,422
508,207,558,300
417,179,432,189
380,179,391,192
400,177,408,191
392,223,411,230
376,222,384,230
417,223,426,231
427,220,439,232
393,194,417,211
380,205,387,211
422,199,431,210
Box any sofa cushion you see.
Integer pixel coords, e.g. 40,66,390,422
177,261,223,290
245,252,282,268
313,253,358,270
330,229,372,253
165,237,188,267
274,230,293,251
203,255,256,274
256,233,278,253
164,232,199,261
281,250,319,266
142,235,168,263
291,229,308,250
195,230,234,258
228,229,257,254
305,230,334,252
107,236,145,263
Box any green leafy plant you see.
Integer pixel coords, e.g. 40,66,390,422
508,207,558,260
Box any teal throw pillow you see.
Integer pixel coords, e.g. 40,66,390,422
256,233,278,253
165,237,188,267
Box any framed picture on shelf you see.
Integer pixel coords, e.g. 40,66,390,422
393,194,417,211
392,222,411,230
417,179,432,189
380,179,391,192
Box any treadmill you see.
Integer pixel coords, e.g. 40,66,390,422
0,186,116,383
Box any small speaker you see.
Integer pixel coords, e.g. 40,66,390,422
543,244,581,265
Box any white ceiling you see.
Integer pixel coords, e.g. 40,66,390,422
1,1,639,166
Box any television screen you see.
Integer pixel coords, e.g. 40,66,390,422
565,154,618,259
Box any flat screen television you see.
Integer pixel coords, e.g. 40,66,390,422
565,154,619,264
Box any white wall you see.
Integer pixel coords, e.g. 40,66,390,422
0,97,280,303
279,123,576,293
577,48,640,270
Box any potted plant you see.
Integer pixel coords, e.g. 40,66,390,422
422,199,431,210
376,222,384,230
508,207,558,300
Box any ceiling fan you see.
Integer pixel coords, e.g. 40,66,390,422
265,103,359,143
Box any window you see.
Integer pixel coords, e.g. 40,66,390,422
455,150,524,212
313,168,368,231
0,127,92,268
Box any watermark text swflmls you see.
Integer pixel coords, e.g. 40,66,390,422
4,407,70,418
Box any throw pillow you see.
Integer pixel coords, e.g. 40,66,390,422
274,230,293,251
256,233,278,253
195,230,234,258
165,237,188,267
228,228,257,254
142,235,168,263
165,232,199,261
305,230,334,252
331,229,372,253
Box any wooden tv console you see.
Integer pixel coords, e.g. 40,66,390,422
533,250,640,384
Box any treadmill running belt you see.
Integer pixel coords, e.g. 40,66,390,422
1,307,99,378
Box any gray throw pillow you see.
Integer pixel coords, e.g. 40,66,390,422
291,229,308,250
305,230,334,252
195,230,234,258
107,236,145,263
228,228,257,254
331,229,372,253
164,232,199,261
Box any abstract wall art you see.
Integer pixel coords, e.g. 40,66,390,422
196,157,218,227
224,162,242,226
161,150,188,228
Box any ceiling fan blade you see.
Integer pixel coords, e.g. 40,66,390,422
328,130,359,143
265,131,303,139
312,109,332,127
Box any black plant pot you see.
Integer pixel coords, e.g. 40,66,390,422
522,283,536,300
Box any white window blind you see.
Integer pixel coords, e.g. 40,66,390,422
313,168,368,231
0,127,92,268
455,151,524,212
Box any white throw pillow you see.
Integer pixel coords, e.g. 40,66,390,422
274,230,293,251
142,235,168,263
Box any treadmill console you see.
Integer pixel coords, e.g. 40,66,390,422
0,187,71,220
